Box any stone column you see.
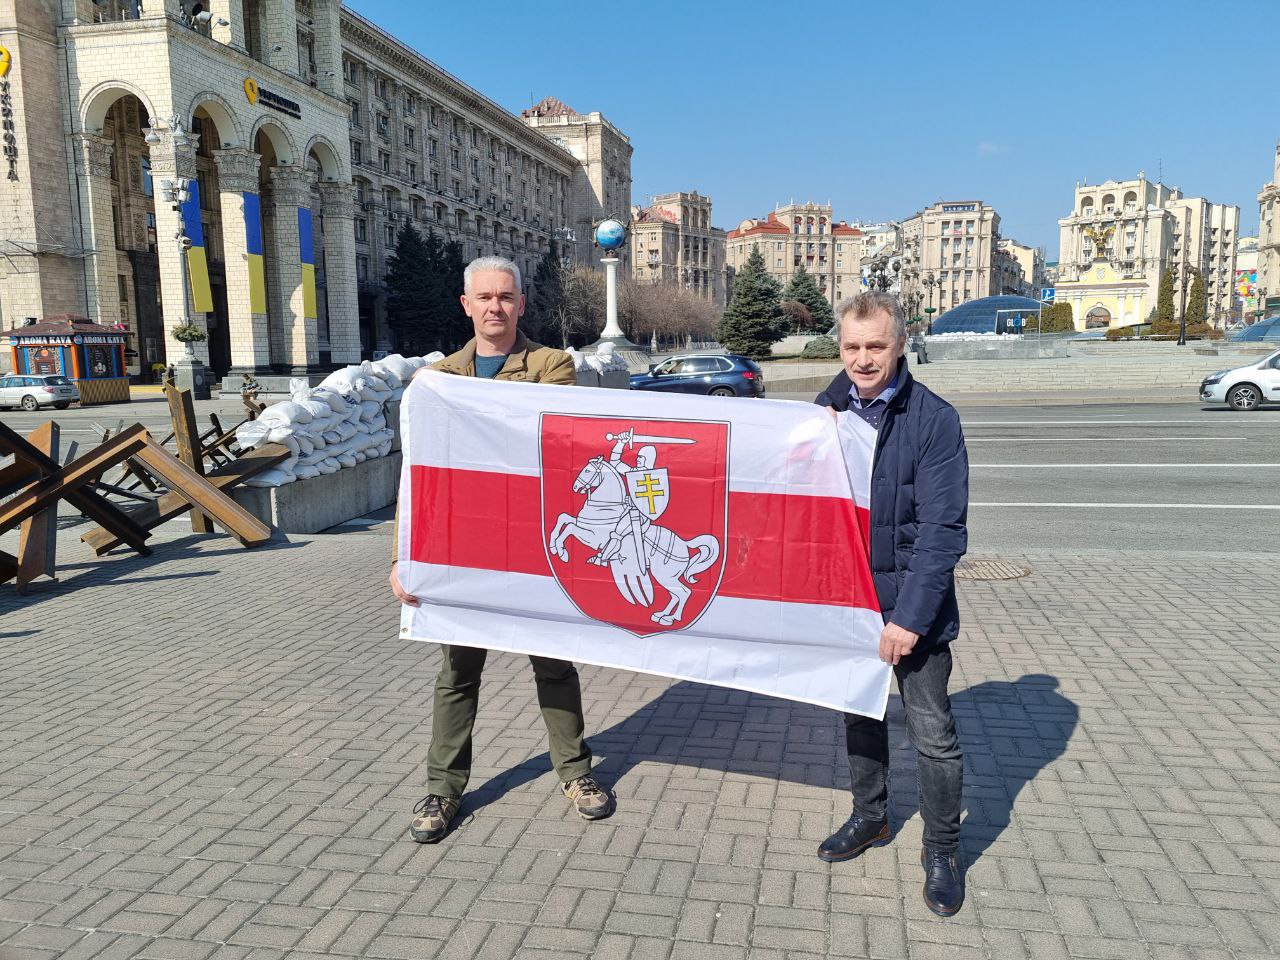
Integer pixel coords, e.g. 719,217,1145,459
73,133,122,329
317,181,361,364
310,0,342,97
262,0,300,77
264,164,318,372
209,0,247,51
147,126,208,364
214,148,270,374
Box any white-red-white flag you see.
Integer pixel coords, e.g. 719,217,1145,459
397,371,890,718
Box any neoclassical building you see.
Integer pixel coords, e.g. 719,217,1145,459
1055,176,1239,329
725,202,862,307
898,201,1003,314
0,1,629,379
630,191,728,307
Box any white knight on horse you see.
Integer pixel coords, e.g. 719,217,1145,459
548,427,721,626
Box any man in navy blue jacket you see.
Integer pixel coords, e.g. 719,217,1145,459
814,291,969,917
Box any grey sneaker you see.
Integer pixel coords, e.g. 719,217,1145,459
409,794,460,843
562,774,614,820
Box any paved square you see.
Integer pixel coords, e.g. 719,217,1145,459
1,516,1278,959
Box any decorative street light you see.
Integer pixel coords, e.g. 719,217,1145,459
921,271,940,333
158,175,194,334
1169,261,1190,346
553,226,578,272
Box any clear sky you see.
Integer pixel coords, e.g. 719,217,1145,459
346,0,1278,257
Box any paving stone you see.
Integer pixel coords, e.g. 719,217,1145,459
3,522,1279,960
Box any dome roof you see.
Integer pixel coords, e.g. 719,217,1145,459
930,296,1044,334
1228,316,1280,341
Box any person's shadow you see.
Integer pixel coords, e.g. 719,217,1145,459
468,672,1077,868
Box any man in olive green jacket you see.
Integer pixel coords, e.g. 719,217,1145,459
390,256,613,843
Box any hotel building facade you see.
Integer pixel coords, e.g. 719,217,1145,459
0,0,629,378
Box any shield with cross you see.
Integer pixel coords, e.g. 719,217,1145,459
541,414,729,635
625,468,670,521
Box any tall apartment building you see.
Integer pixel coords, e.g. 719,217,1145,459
898,201,1002,316
998,239,1046,298
521,97,633,274
1056,176,1239,329
630,191,727,306
1257,143,1280,319
724,203,862,307
0,0,629,377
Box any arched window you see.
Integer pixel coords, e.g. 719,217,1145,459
1080,195,1095,216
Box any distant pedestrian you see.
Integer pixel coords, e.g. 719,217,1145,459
389,255,613,844
814,291,969,917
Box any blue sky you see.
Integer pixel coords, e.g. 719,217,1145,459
347,0,1278,257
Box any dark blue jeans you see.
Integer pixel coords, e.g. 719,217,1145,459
844,643,963,853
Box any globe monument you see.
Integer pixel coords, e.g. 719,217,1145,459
586,217,650,369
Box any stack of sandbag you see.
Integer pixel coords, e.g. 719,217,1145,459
235,352,442,487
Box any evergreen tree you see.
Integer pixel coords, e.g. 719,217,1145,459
1184,269,1207,328
524,242,565,345
385,223,438,356
781,266,834,331
1154,268,1176,334
715,245,785,358
439,240,469,351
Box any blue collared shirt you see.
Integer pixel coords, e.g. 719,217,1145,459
848,372,899,429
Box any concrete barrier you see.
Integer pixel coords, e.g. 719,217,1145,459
230,451,401,534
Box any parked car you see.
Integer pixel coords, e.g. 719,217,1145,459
0,373,79,410
1199,349,1280,410
629,354,765,398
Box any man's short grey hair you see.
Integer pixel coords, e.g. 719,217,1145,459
836,291,907,340
463,256,522,294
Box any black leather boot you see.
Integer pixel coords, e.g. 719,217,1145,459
817,816,890,863
921,847,964,916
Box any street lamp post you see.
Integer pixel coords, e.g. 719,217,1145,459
1172,262,1189,346
921,271,939,334
158,172,211,399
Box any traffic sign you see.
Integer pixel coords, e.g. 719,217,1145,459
1041,287,1055,302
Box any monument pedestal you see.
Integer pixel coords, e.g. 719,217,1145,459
585,334,651,374
173,354,211,400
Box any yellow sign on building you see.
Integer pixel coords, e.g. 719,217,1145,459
0,47,12,78
243,77,258,104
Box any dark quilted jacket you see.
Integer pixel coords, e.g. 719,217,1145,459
815,359,969,649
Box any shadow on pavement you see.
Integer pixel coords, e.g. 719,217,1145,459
0,535,305,611
469,672,1077,869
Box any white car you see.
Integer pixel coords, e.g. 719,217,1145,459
0,373,80,411
1199,349,1280,410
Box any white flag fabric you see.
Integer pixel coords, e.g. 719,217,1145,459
397,371,891,718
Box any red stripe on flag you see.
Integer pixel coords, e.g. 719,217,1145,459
408,466,878,610
410,466,549,578
722,491,876,609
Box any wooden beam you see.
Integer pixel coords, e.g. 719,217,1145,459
0,422,152,555
132,439,273,547
16,422,59,591
165,381,211,533
0,460,40,499
81,443,290,554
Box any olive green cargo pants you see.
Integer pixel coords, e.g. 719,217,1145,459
426,644,593,797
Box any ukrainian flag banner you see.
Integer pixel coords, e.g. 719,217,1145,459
243,192,267,314
298,208,317,321
180,181,214,313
